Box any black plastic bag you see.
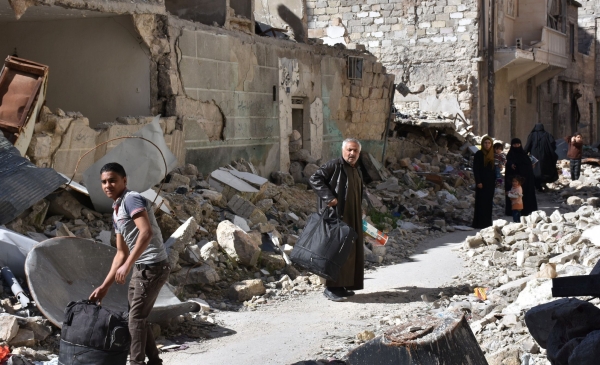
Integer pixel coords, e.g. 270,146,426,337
290,208,357,281
59,300,129,365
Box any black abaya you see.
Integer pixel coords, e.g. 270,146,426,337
505,148,538,216
472,150,496,229
525,124,559,187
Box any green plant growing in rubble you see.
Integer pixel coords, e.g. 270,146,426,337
414,178,428,191
367,209,398,231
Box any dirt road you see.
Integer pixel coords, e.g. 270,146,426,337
162,230,470,364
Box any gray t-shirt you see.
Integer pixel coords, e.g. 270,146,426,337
112,190,168,265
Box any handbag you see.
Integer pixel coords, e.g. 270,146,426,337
290,207,357,281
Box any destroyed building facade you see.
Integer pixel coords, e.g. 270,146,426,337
307,0,600,143
0,0,394,179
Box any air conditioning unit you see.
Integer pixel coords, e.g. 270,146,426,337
516,38,523,49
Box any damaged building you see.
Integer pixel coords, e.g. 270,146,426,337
0,0,395,179
307,0,600,143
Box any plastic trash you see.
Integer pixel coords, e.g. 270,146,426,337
362,219,388,245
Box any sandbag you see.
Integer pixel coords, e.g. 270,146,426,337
290,208,357,281
58,300,129,365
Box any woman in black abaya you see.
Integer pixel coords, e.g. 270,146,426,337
525,123,559,191
472,136,496,229
505,138,538,216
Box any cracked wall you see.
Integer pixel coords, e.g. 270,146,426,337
27,107,184,181
161,16,393,176
8,0,165,20
0,16,152,128
307,0,480,126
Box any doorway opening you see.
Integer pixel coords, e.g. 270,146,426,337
552,103,559,137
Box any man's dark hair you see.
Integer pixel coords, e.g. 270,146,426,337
100,162,127,178
573,131,582,138
493,142,503,150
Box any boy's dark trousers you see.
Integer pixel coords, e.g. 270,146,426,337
570,159,581,180
128,261,170,365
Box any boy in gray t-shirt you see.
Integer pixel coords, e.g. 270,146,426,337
90,162,170,365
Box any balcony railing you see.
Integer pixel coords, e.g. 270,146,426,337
535,26,568,68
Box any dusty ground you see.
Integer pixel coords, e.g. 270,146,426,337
161,192,560,365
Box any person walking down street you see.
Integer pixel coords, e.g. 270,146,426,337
472,136,496,229
505,138,538,217
566,132,584,180
525,123,559,192
309,138,364,302
89,162,170,365
507,176,525,223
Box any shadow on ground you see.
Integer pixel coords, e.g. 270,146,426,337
347,285,472,304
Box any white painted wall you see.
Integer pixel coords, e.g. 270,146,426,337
0,16,151,127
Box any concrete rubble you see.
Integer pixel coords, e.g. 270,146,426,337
0,113,488,361
292,160,600,364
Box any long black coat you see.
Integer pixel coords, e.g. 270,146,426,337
309,157,365,219
472,150,496,229
309,157,364,290
505,149,538,216
525,124,559,184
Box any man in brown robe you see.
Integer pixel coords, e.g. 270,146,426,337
309,138,364,302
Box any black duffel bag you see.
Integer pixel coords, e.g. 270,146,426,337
290,207,357,281
58,300,130,365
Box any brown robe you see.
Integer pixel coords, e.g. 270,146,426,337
325,162,364,290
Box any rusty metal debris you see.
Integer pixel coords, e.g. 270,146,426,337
0,56,49,156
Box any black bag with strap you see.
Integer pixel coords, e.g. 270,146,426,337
290,207,357,281
58,300,130,365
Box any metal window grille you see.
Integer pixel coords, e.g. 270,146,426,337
347,56,363,80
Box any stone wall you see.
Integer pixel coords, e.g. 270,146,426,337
27,107,185,182
159,16,394,177
306,0,480,125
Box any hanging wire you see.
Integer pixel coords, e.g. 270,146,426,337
67,136,168,209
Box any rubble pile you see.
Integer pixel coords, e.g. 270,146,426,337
316,186,600,363
392,107,476,142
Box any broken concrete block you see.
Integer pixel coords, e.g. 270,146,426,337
170,173,190,186
164,217,198,254
0,315,19,342
180,244,203,264
9,329,36,347
270,171,294,186
216,220,261,267
260,252,286,270
200,241,219,261
303,163,320,178
228,170,268,189
169,265,220,286
227,195,267,225
183,163,199,177
48,191,84,219
200,189,227,208
228,279,266,301
255,199,274,213
210,170,259,201
25,199,49,230
360,153,384,182
550,251,580,264
166,249,181,273
289,161,305,183
20,319,52,341
289,149,316,164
